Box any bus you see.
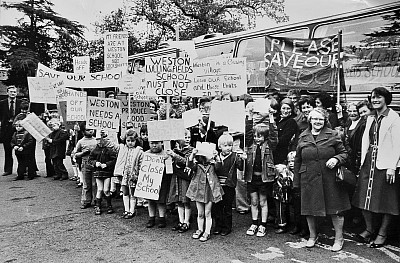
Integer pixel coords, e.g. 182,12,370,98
128,1,400,110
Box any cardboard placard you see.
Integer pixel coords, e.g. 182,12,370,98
120,98,152,133
196,142,216,159
66,91,87,121
86,96,121,132
188,57,247,97
145,55,193,97
37,63,124,88
104,32,129,71
20,113,52,141
147,119,185,141
209,100,246,133
134,153,165,200
27,77,57,104
118,72,147,100
182,108,202,128
253,99,271,113
73,56,90,74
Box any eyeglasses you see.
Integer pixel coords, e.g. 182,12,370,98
311,118,325,122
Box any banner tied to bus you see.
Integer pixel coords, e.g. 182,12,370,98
264,35,339,91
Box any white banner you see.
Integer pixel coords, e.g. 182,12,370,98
86,96,121,132
20,113,52,141
134,153,165,200
120,98,152,133
209,100,245,133
147,119,185,141
36,63,124,88
66,91,87,121
104,32,129,71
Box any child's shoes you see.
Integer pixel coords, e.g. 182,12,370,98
178,223,189,233
246,224,258,236
256,225,267,237
192,230,203,239
172,222,183,231
199,233,210,242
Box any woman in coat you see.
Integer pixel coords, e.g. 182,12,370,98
294,108,350,252
352,87,400,248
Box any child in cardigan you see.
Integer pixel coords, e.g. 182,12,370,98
166,129,194,233
273,161,294,234
245,119,278,237
114,130,143,219
89,135,118,215
11,120,36,180
213,133,246,236
186,145,224,242
145,141,171,228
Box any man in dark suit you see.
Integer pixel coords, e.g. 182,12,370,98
0,85,22,176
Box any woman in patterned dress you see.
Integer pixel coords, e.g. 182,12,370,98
352,87,400,248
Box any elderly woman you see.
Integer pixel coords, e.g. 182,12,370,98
352,87,400,248
294,108,350,252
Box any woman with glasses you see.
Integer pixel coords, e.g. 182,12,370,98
294,108,350,252
352,87,400,248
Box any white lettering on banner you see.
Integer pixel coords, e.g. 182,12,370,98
188,57,247,97
86,97,121,132
27,77,57,104
134,153,165,200
120,98,152,133
104,32,129,71
36,63,124,88
145,55,193,97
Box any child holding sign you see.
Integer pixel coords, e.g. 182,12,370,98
186,143,224,242
166,129,194,233
114,130,144,219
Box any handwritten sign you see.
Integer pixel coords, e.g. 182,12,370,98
120,98,152,133
145,55,193,97
27,77,57,104
73,56,90,74
118,72,148,100
188,57,247,97
86,96,121,132
20,113,52,141
104,32,128,71
37,63,124,88
209,100,245,133
66,91,87,121
147,119,185,141
134,153,165,200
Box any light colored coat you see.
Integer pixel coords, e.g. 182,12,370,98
361,109,400,170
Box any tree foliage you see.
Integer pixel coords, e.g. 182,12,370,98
123,0,288,41
0,0,85,88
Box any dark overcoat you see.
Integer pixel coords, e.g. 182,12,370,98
294,127,350,216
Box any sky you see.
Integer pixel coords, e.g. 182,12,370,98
0,0,397,40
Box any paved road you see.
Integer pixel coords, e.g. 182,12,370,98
0,142,399,263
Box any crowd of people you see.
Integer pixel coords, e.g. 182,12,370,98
1,85,399,251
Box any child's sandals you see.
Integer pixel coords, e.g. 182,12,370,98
178,223,189,233
192,230,203,239
121,211,129,218
124,212,135,219
199,232,210,242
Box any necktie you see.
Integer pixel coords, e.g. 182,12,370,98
9,100,14,117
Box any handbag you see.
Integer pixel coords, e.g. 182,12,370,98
336,166,357,186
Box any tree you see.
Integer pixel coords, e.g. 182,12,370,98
0,0,85,89
123,0,289,41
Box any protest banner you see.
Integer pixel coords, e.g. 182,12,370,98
73,56,90,74
86,96,121,132
118,72,148,100
145,55,193,97
27,77,57,104
134,153,165,200
147,119,185,141
196,142,216,159
263,35,338,91
120,98,152,133
209,100,245,133
37,63,124,88
104,32,129,71
188,57,247,97
66,90,87,121
182,108,202,128
20,113,52,141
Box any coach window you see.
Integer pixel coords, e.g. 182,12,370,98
237,29,309,90
314,12,400,91
196,41,235,59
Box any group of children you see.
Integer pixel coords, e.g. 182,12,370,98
10,103,299,243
